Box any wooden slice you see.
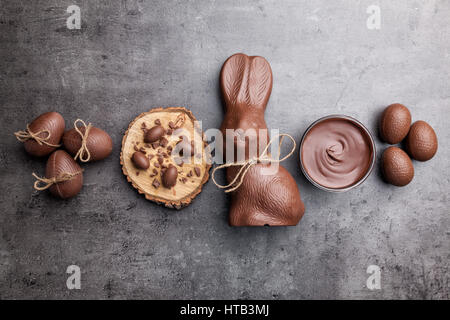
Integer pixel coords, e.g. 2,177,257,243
120,107,211,209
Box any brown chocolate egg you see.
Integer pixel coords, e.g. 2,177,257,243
379,103,412,144
63,125,113,162
405,121,438,161
46,150,83,198
381,146,414,186
21,112,65,157
131,151,149,169
162,165,178,188
144,125,165,143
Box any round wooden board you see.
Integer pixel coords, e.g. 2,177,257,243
120,107,211,209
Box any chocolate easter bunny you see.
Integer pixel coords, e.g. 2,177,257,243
219,53,305,226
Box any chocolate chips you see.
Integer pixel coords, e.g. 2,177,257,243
160,137,168,147
194,167,201,177
152,179,160,188
151,141,160,149
149,168,158,177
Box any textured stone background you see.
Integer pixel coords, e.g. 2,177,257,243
0,0,449,299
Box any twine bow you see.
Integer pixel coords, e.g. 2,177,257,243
73,119,93,162
32,170,83,191
14,124,61,147
211,134,296,193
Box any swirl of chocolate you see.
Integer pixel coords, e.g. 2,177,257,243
301,117,373,189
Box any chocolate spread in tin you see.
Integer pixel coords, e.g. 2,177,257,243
301,118,373,189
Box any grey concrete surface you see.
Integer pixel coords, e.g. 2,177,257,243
0,0,449,299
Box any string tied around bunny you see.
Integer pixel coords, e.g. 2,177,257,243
211,133,296,193
14,124,61,147
32,170,84,191
73,119,93,162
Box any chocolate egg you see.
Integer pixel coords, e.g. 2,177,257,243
63,125,113,162
162,165,178,188
144,125,165,143
132,151,149,169
46,150,83,198
405,121,438,161
379,103,412,144
381,146,414,186
22,112,65,157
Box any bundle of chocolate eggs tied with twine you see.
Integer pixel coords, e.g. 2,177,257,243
14,112,113,198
